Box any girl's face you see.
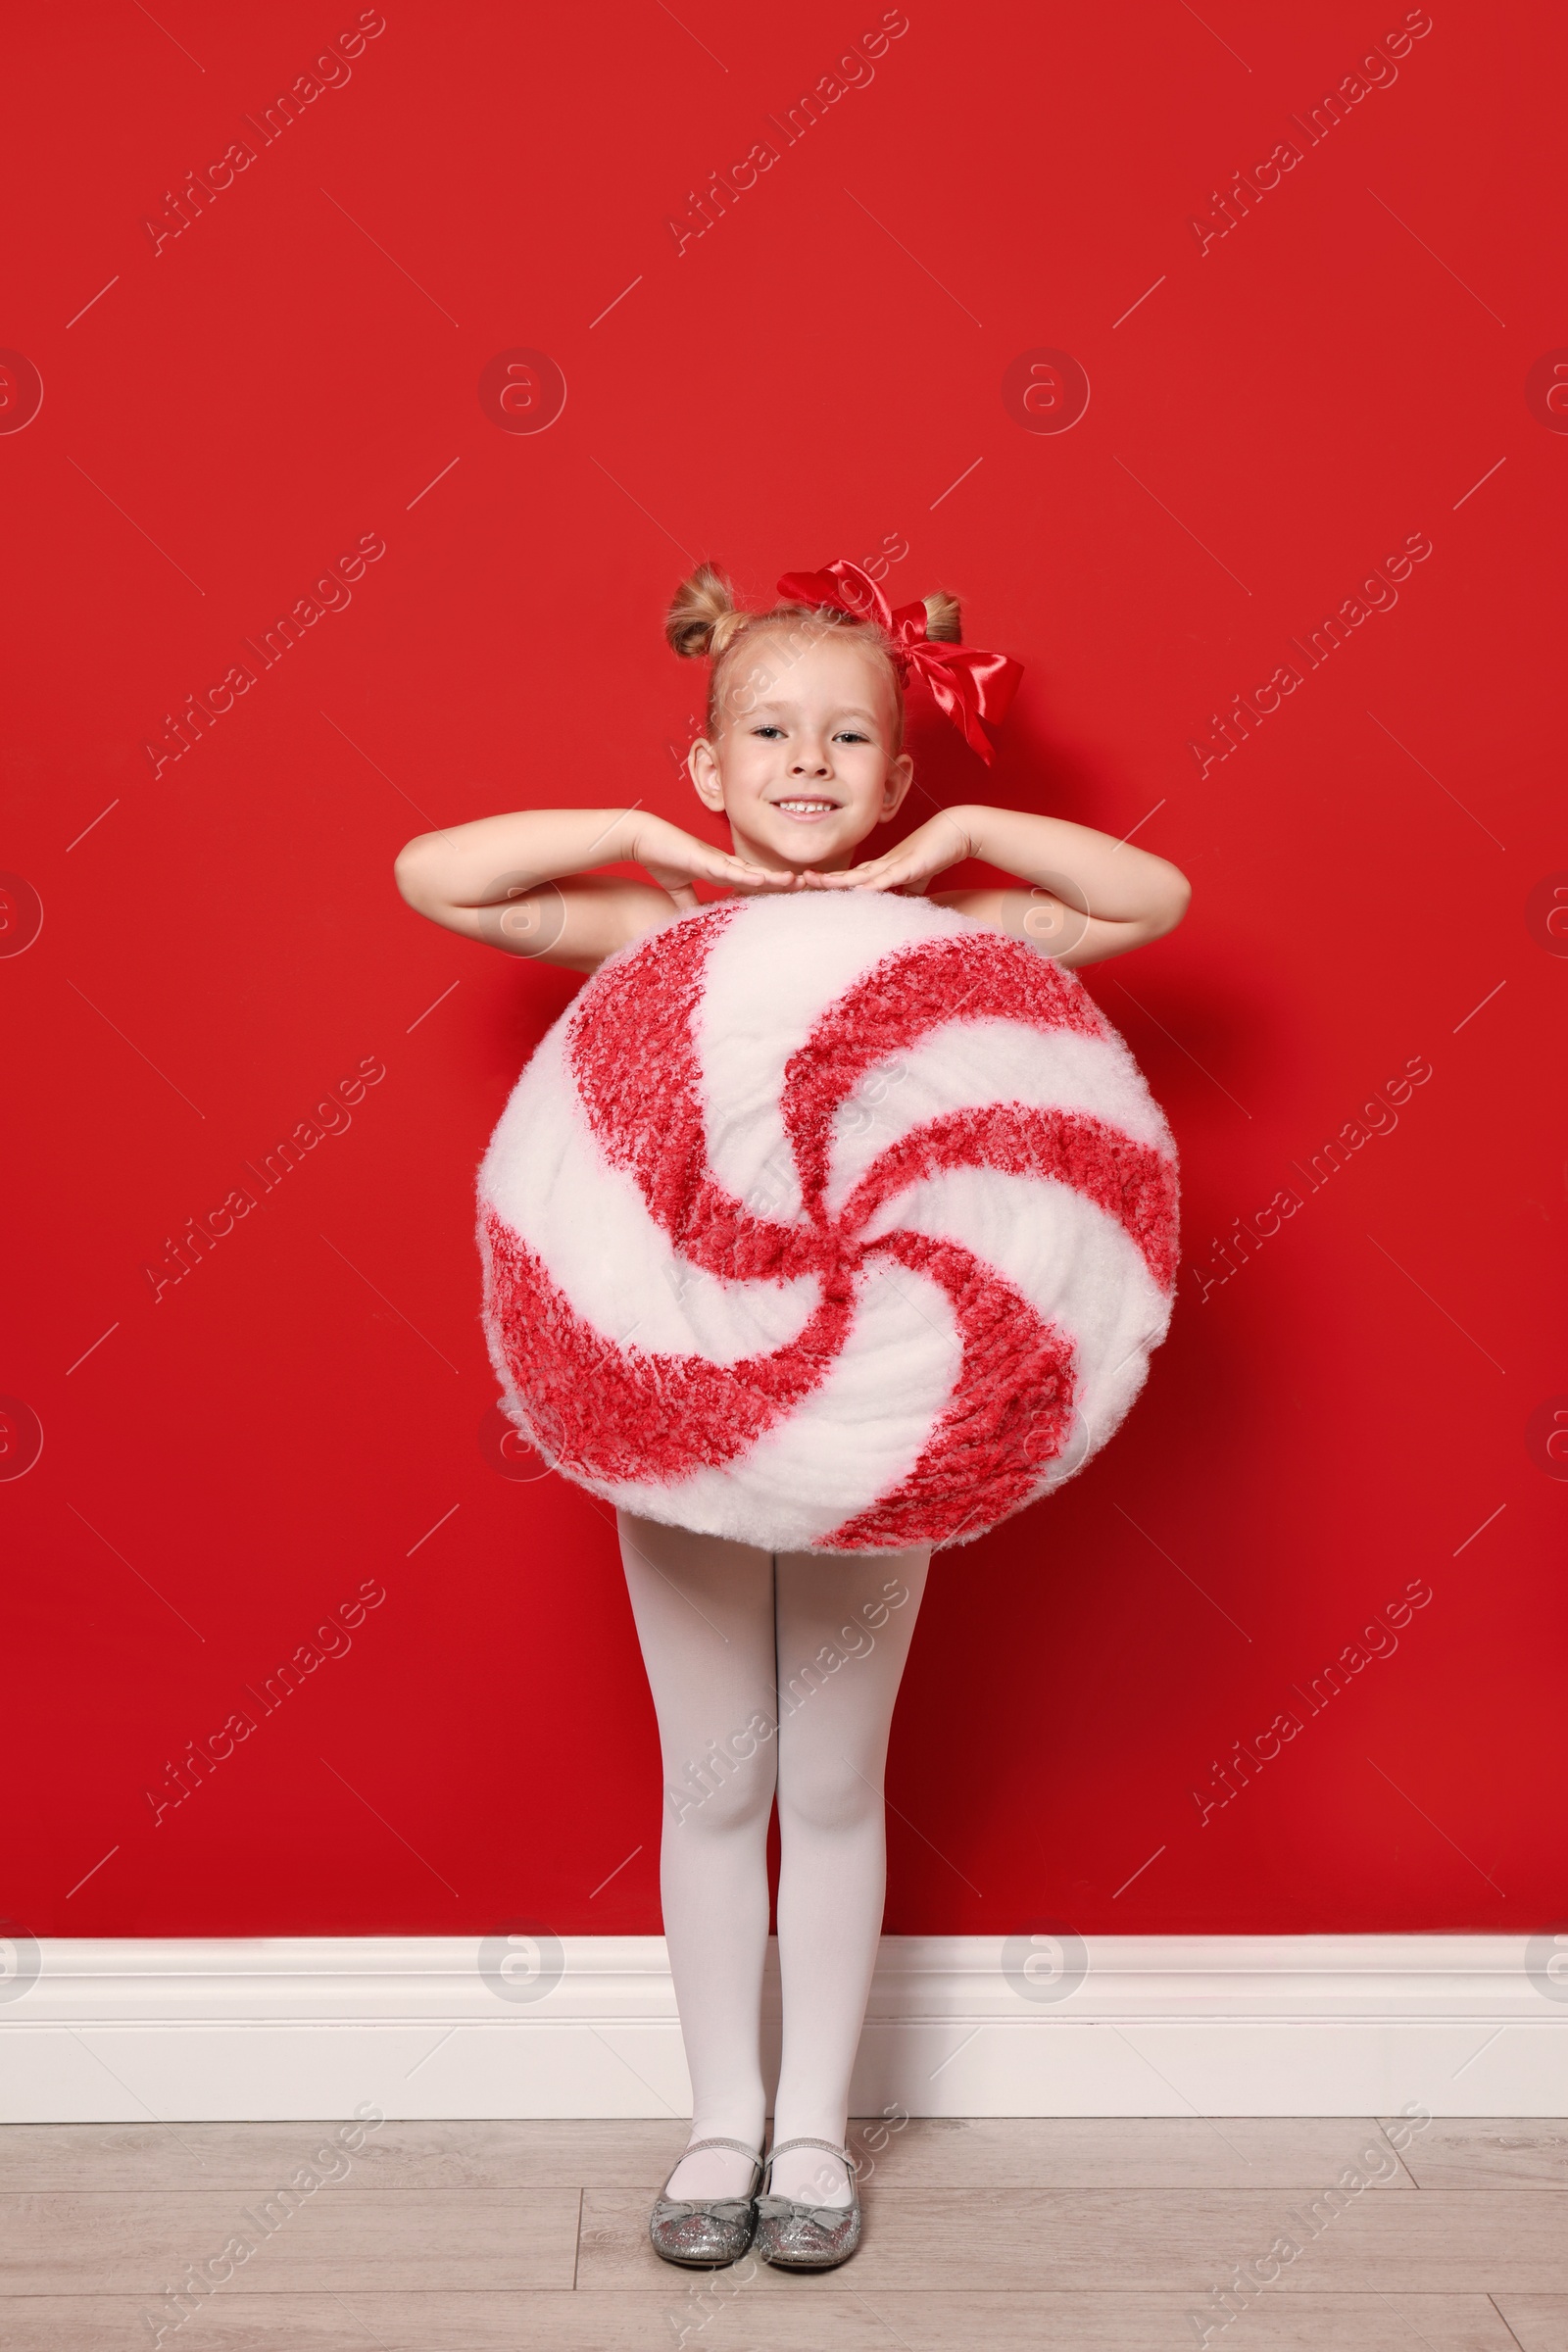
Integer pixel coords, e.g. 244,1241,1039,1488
687,625,914,873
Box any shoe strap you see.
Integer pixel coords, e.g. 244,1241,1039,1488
661,2135,763,2196
765,2133,858,2180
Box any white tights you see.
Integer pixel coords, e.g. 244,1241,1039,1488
616,1508,930,2207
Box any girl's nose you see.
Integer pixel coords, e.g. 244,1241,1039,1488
790,741,832,776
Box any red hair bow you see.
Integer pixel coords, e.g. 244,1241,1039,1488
776,559,1022,764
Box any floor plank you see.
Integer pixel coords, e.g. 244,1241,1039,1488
574,2185,1568,2294
0,2187,580,2295
848,2116,1418,2189
1391,2120,1568,2189
0,2290,1526,2352
0,2116,1419,2192
1496,2298,1568,2351
0,2119,692,2193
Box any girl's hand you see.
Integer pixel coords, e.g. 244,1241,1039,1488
626,813,800,906
803,810,973,897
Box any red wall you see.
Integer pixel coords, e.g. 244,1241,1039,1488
5,0,1562,1941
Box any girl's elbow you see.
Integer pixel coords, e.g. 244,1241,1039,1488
1154,871,1192,936
393,838,437,907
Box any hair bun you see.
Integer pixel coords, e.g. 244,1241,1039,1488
665,562,743,659
923,589,962,643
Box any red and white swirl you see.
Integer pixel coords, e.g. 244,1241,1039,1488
477,894,1178,1552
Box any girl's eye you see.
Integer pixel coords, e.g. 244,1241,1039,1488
752,725,783,738
836,730,868,744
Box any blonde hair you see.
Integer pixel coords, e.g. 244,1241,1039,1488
665,562,962,745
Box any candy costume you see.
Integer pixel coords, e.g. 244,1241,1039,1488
477,889,1178,1552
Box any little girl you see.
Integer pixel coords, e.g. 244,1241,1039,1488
395,561,1190,2271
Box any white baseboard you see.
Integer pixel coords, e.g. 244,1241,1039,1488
3,1936,1562,2122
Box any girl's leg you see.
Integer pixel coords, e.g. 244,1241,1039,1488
768,1544,931,2204
616,1507,778,2200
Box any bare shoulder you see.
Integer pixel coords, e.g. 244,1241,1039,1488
928,883,1184,970
419,873,680,974
518,874,686,974
926,885,1029,930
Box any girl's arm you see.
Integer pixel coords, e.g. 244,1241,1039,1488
808,804,1190,968
393,808,792,973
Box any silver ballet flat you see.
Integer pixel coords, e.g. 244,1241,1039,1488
753,2134,862,2270
648,2134,765,2268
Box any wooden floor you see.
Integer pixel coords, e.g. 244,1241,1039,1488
2,2116,1565,2349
